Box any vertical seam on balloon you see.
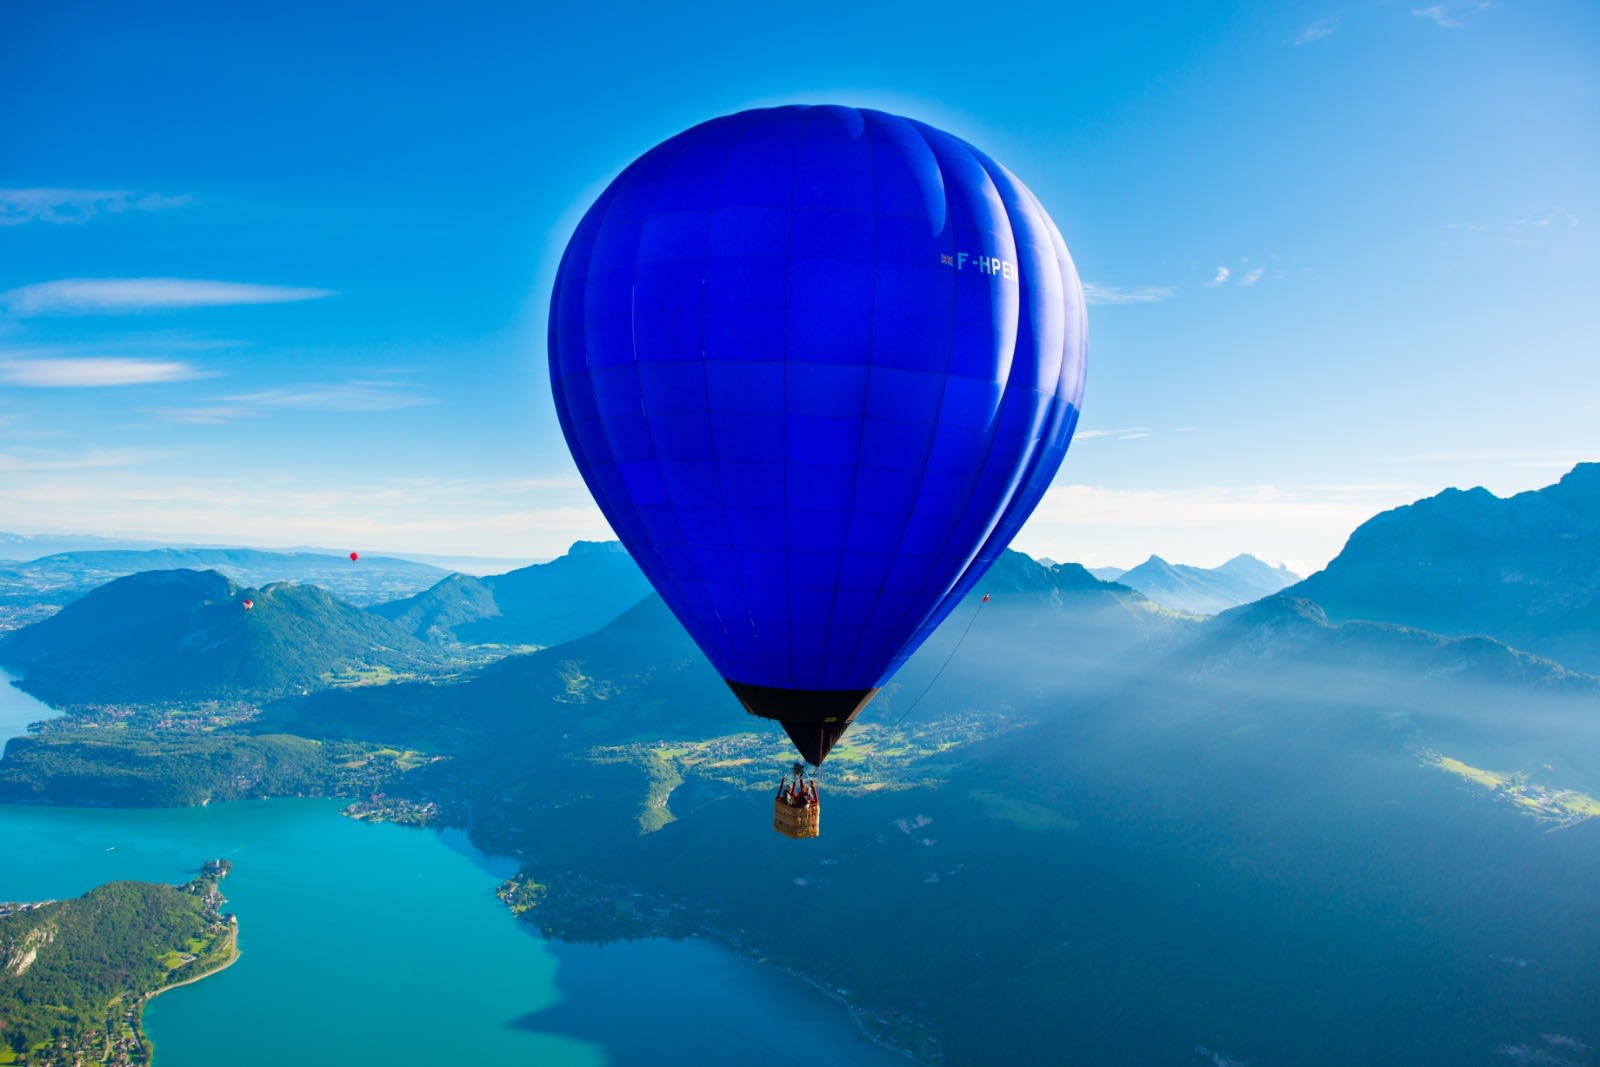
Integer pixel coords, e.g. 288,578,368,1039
818,107,879,693
871,147,1072,682
924,150,1030,593
556,166,661,582
778,107,811,690
612,134,705,656
844,123,1017,684
698,109,763,686
829,112,940,688
984,178,1076,544
1025,178,1082,497
934,156,1049,588
951,177,1080,599
836,117,962,688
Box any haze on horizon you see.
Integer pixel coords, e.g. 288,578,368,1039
2,1,1595,575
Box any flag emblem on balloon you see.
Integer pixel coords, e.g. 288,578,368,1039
548,105,1088,765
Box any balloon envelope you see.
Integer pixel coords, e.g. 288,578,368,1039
549,105,1087,763
349,552,359,561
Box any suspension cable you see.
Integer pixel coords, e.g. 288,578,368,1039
890,593,989,729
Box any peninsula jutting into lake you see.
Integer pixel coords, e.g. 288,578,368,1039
0,860,236,1066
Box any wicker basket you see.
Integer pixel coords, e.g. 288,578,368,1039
773,797,820,839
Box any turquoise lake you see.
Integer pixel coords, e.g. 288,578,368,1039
0,673,905,1065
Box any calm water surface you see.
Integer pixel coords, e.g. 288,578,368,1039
0,667,58,740
0,676,903,1066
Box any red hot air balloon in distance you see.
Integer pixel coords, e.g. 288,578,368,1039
349,552,359,562
242,599,254,611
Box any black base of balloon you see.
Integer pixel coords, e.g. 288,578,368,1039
723,680,880,766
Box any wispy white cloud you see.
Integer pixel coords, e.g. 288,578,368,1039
1413,4,1457,26
1077,427,1153,441
1207,267,1231,287
500,475,588,492
148,405,249,425
0,472,613,559
1445,213,1577,239
1396,449,1589,474
1505,210,1581,247
149,380,433,422
1020,481,1432,574
225,381,430,414
1511,211,1579,231
3,278,336,315
1082,283,1177,306
1295,18,1337,45
0,448,162,472
1412,2,1490,28
1240,268,1265,286
0,188,190,226
0,357,209,387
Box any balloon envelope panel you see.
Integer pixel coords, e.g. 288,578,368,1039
550,104,1086,701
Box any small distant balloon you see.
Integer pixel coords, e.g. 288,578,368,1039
349,551,359,562
242,599,254,611
982,594,991,603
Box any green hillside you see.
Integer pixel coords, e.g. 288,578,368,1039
0,732,336,807
0,866,234,1065
0,569,441,707
372,540,652,647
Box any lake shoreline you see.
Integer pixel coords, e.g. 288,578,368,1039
0,682,921,1065
0,860,238,1067
495,865,937,1064
139,926,240,1063
690,920,927,1063
2,797,907,1067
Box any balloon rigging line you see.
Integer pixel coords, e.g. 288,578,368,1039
889,594,988,730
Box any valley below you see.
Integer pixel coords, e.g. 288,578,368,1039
5,472,1600,1066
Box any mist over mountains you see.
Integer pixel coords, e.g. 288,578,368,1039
2,465,1598,1064
5,466,1598,730
1287,462,1600,673
260,483,1592,1066
1110,553,1300,615
0,531,173,560
0,547,450,609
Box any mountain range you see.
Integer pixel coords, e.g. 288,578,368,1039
1286,462,1600,673
3,465,1599,1064
258,484,1594,1066
0,531,173,560
0,569,439,706
0,547,450,611
8,462,1600,726
370,539,652,646
1109,553,1301,614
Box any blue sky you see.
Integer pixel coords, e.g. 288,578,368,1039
2,0,1595,573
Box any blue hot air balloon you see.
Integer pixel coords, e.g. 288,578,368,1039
549,105,1087,767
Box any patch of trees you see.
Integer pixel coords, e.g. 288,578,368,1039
0,732,335,807
0,879,220,1058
